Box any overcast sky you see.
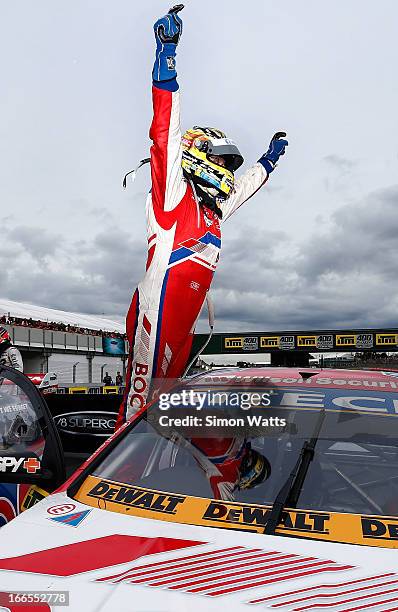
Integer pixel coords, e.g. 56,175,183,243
1,0,398,333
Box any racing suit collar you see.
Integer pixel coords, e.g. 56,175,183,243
195,183,223,218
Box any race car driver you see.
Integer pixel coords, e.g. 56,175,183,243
188,437,271,500
0,327,23,372
117,5,288,427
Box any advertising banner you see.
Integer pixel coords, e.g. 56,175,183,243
102,337,126,356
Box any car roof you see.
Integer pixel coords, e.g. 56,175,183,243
190,365,397,379
185,366,398,404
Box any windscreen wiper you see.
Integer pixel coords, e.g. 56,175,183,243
263,408,326,535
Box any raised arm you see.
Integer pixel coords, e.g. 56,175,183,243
220,132,288,222
149,5,186,212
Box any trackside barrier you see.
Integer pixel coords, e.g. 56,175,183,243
68,387,88,395
45,393,120,453
58,385,125,394
103,386,118,395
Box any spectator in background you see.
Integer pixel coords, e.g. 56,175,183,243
0,313,127,341
115,371,123,386
103,372,113,386
0,327,24,372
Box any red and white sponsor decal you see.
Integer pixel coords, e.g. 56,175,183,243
0,457,41,474
47,503,76,516
129,361,149,410
27,374,45,385
248,572,398,610
0,533,394,605
97,545,354,598
23,457,40,474
27,373,58,395
198,367,398,392
128,314,151,411
0,535,202,576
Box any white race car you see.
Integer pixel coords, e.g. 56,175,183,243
0,364,397,611
27,372,58,395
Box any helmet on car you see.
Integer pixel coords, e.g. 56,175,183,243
181,127,244,202
239,447,271,490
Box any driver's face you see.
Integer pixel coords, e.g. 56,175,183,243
208,154,226,168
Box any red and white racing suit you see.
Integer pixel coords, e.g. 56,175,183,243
117,85,268,426
189,436,249,500
0,346,23,372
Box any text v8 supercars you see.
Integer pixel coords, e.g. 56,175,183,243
0,364,398,610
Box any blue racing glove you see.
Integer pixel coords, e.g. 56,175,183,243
152,5,184,89
258,132,288,174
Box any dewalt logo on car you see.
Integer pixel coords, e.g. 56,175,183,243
86,478,186,515
362,517,398,541
202,501,330,534
76,476,398,548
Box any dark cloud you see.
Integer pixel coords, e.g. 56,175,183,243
1,185,398,331
212,184,398,331
298,186,398,278
9,226,63,262
0,223,145,319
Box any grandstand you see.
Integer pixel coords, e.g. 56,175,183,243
0,298,124,335
0,299,126,384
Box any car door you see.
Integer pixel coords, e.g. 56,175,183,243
0,364,65,525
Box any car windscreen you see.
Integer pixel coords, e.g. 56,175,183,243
88,384,398,517
0,374,45,457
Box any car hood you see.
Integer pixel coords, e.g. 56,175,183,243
0,492,397,611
